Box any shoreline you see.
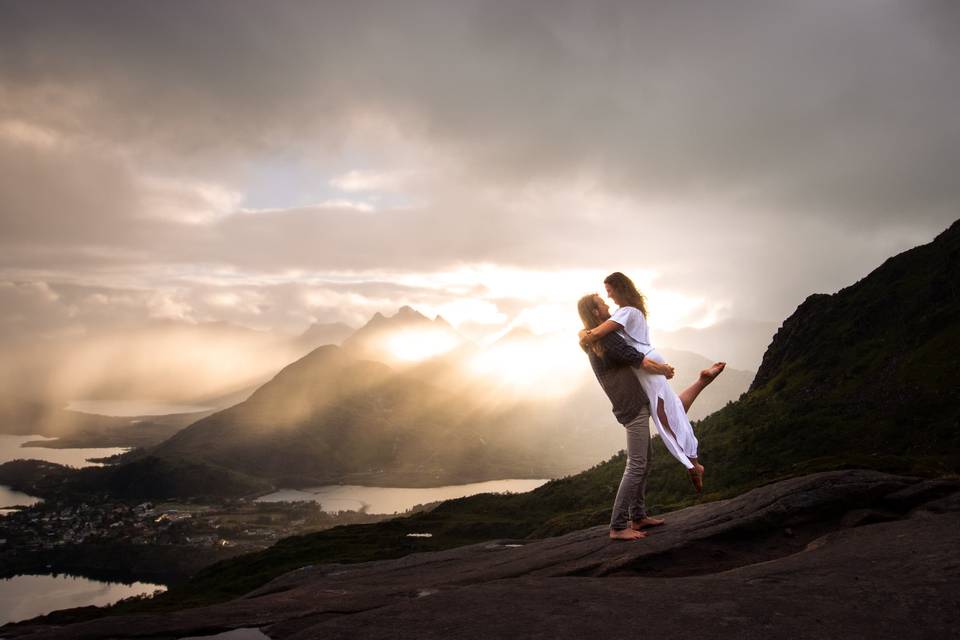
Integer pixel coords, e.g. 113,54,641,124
0,542,245,587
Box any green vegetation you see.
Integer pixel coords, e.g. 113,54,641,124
0,456,271,500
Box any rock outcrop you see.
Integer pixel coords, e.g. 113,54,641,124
4,469,958,639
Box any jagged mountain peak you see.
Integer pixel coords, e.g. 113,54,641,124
358,306,432,331
396,305,422,317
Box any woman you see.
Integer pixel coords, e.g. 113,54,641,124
579,272,725,492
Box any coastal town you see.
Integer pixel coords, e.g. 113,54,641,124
0,495,392,553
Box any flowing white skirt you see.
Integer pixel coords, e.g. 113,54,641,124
631,348,698,469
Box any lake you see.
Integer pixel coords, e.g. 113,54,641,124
0,434,129,468
256,478,550,514
0,484,41,514
0,434,131,514
0,574,166,625
66,399,213,417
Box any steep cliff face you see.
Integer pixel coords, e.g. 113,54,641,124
749,292,831,392
750,219,960,412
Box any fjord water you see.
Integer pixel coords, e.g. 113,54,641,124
0,435,129,468
0,434,131,511
256,478,550,514
0,484,40,514
0,574,166,625
0,435,165,624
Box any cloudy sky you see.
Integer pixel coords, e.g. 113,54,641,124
1,0,958,383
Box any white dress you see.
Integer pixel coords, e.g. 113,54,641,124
610,305,698,470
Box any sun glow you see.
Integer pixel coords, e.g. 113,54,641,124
465,333,584,397
386,264,720,336
384,329,461,362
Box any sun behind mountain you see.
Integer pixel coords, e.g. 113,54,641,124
341,306,467,365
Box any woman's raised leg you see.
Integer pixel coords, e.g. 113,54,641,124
677,362,727,412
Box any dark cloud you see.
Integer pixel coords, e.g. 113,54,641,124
3,1,957,219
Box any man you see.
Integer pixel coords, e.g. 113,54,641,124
578,293,721,540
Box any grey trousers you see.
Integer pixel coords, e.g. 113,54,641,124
610,405,653,530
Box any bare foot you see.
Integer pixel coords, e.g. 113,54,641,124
631,517,665,531
699,362,726,385
609,528,647,540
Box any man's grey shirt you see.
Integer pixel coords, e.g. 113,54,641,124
581,332,650,425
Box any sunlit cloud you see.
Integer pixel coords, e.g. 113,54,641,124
303,288,396,311
414,299,507,327
0,119,61,149
204,290,267,316
138,176,243,226
240,199,375,214
146,290,195,322
392,264,716,334
641,292,729,333
330,169,411,193
206,292,241,307
25,281,60,303
302,287,403,326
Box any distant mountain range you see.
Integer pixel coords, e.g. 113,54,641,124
137,304,751,487
339,305,465,363
291,321,355,357
0,302,757,495
146,343,612,487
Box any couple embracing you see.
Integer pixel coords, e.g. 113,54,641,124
578,272,725,541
